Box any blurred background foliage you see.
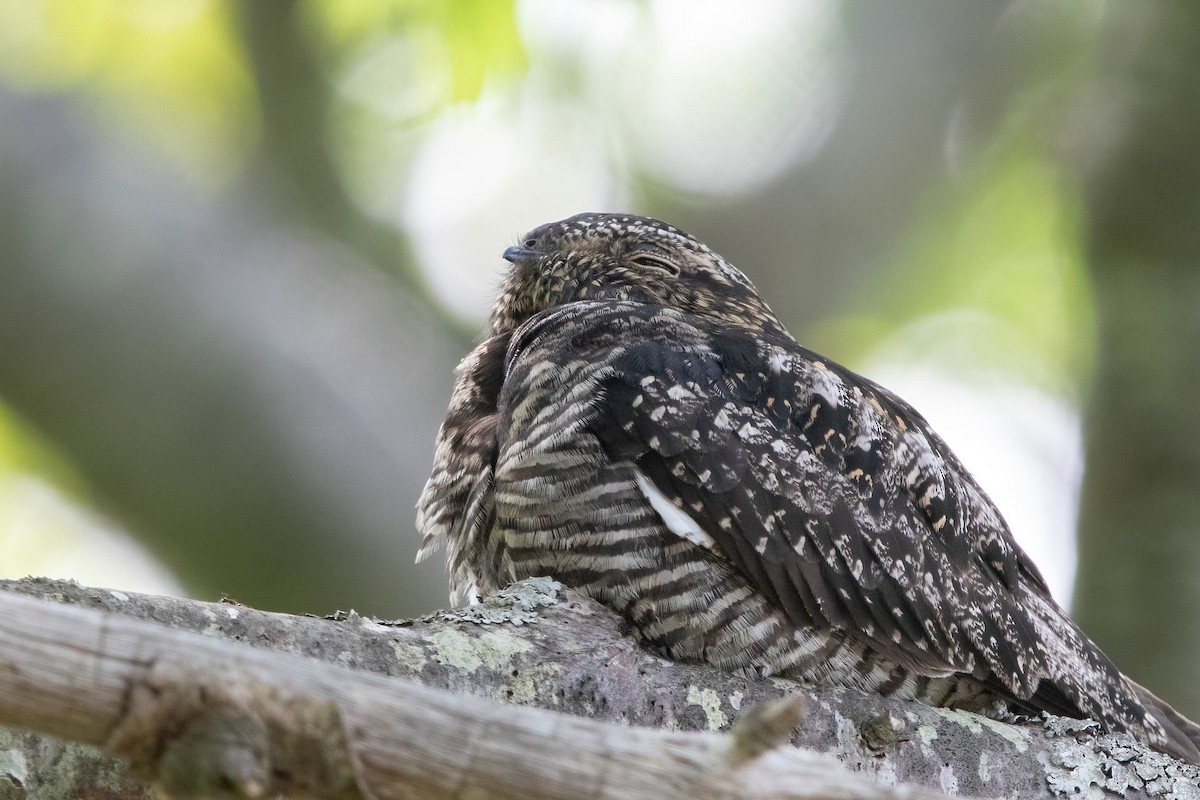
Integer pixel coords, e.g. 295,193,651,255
1,0,1197,717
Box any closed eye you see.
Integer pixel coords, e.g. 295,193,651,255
630,253,681,276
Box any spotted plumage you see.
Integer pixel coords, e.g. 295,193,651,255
416,212,1200,763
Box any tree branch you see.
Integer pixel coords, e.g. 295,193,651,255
0,578,1195,798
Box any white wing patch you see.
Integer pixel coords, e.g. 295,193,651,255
634,469,718,551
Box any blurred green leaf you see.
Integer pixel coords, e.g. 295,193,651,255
813,146,1094,394
0,400,88,500
442,0,525,101
302,0,525,103
0,0,255,180
299,0,416,50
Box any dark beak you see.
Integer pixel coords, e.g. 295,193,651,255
502,245,538,265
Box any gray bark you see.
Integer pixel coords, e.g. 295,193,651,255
1,578,1197,799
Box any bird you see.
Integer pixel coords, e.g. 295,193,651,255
416,211,1200,764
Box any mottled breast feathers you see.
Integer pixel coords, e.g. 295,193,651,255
416,212,1200,764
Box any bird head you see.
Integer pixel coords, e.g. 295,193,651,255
490,213,790,340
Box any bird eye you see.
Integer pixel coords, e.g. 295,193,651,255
523,239,538,249
630,254,681,276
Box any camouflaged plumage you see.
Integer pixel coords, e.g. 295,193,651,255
416,212,1200,764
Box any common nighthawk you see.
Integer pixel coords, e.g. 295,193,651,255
417,212,1200,763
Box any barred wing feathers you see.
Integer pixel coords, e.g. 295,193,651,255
542,302,1146,734
420,297,1192,760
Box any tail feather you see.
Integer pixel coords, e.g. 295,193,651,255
1131,679,1200,765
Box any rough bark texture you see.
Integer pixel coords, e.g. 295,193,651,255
0,579,943,800
1,578,1197,799
1073,1,1200,720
